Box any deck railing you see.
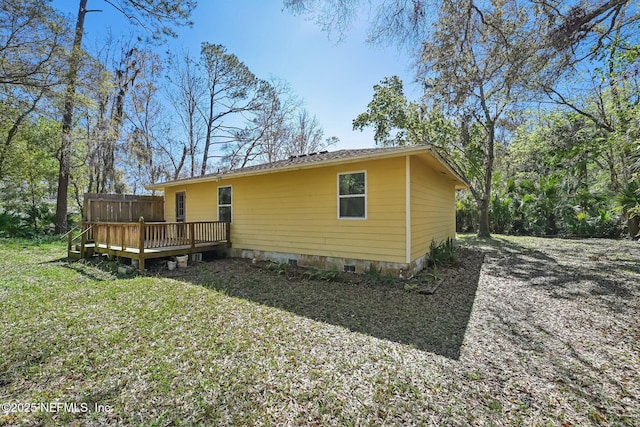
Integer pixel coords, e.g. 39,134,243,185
86,220,230,252
64,224,94,259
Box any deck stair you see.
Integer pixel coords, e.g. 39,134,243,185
65,225,95,260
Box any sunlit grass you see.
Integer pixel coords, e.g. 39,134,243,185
1,237,638,426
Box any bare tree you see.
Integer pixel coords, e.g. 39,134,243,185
223,78,302,168
284,109,333,158
198,43,270,175
81,41,143,194
165,50,203,177
222,79,337,169
55,0,196,233
123,49,173,192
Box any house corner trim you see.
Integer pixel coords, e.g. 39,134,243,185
405,155,411,264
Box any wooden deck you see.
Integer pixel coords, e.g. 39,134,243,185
68,220,231,269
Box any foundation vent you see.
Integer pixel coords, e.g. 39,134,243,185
343,264,356,273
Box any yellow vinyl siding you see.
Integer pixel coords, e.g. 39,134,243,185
151,146,464,273
163,182,217,223
228,157,406,263
158,153,459,268
165,189,176,222
410,155,456,260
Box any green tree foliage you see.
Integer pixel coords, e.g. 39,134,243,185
289,0,640,238
352,75,456,148
0,0,68,179
353,76,412,146
0,117,59,237
480,107,637,238
0,0,68,89
0,0,69,237
421,0,548,237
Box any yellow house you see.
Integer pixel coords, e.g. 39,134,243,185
147,145,467,276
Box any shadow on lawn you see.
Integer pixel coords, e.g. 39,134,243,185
56,256,140,282
458,236,640,423
169,249,484,360
460,235,640,311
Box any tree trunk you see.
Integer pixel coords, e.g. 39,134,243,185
477,198,491,237
201,95,215,176
477,122,495,237
629,216,639,238
201,135,211,176
189,115,195,177
54,0,87,234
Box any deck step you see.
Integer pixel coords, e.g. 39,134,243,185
68,250,82,260
74,243,95,250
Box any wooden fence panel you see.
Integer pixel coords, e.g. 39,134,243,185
84,193,164,222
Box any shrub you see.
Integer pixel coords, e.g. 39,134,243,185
266,261,290,275
427,238,459,267
303,268,340,281
567,209,623,238
364,265,397,286
0,206,55,239
490,194,512,234
0,211,29,238
456,196,478,233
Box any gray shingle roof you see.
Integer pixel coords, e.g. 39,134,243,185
229,146,420,175
147,144,467,189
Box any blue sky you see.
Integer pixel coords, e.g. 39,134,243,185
52,0,419,150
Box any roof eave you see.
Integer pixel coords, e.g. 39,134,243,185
426,149,470,189
146,145,438,191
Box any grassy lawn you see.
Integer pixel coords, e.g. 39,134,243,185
1,236,639,425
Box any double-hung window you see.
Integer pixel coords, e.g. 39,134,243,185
218,186,232,222
338,171,366,219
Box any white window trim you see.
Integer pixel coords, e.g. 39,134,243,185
217,185,232,223
337,170,367,220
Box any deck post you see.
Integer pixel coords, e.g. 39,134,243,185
121,224,126,251
138,217,145,270
190,222,195,248
67,230,73,252
226,221,230,244
80,224,87,259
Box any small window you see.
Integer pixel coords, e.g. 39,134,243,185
218,186,232,222
338,171,366,219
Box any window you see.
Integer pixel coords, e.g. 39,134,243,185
338,171,366,219
218,186,232,222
